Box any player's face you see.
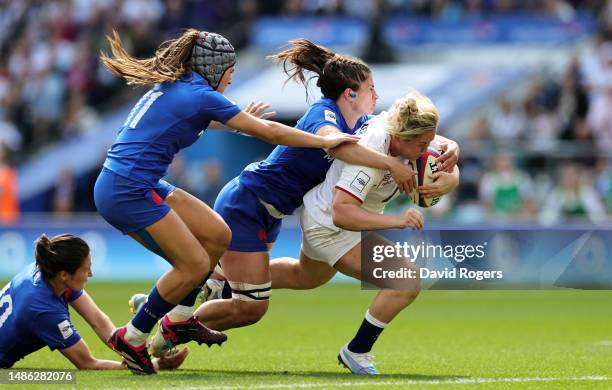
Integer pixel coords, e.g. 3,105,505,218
66,254,93,291
217,66,235,93
391,131,436,160
354,74,378,115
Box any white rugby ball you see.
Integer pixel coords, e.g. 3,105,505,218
408,147,443,208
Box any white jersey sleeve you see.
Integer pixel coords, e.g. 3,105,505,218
334,113,390,202
335,166,382,203
302,112,392,228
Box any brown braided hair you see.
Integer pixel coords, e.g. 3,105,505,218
100,29,199,86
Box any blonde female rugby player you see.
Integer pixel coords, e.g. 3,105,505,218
271,91,459,375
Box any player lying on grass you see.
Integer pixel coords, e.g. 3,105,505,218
0,234,187,371
268,90,458,375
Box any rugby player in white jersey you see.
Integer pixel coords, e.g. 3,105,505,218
271,90,460,375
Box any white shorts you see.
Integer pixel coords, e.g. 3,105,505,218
300,207,361,267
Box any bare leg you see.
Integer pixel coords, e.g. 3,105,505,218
270,250,337,289
194,250,270,331
334,235,420,323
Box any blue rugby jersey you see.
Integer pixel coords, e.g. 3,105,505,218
103,71,241,185
239,98,370,215
0,264,83,368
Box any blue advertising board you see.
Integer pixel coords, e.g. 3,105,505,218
0,220,302,281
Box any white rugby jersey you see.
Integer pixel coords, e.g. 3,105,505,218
303,111,406,228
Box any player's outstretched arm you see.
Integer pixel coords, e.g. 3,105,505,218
68,292,189,371
225,112,359,148
210,101,276,132
332,190,423,231
318,125,417,194
61,339,124,370
70,292,115,345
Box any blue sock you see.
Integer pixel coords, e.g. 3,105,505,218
131,286,175,333
347,311,387,353
178,272,211,307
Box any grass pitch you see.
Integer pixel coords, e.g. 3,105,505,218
9,282,612,389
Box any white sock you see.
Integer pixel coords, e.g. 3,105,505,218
125,322,148,346
167,304,194,322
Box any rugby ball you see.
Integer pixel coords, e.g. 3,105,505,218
408,147,443,208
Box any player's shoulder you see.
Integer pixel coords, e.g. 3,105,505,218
12,265,58,308
356,112,390,152
305,98,340,124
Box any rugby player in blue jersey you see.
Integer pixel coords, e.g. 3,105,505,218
93,30,358,374
174,41,460,342
0,234,187,371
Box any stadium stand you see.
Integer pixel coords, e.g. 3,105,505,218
1,0,610,226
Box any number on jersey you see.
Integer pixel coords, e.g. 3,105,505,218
123,90,163,129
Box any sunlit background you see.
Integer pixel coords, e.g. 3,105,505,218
0,0,610,279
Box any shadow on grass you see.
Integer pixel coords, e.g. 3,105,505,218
111,369,465,382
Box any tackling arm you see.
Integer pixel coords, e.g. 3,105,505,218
225,112,359,148
318,125,417,194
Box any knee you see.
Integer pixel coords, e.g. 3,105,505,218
390,288,420,308
200,222,232,254
216,224,232,250
176,251,209,283
403,287,420,303
234,301,269,326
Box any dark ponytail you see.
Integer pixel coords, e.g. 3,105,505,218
268,39,371,101
34,234,90,281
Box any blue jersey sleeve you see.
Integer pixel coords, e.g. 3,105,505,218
299,105,342,134
200,91,242,124
64,288,83,302
32,311,81,351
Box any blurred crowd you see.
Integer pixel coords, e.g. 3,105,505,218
390,32,611,225
0,0,610,224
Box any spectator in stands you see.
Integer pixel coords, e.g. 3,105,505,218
489,95,525,143
540,163,607,224
558,55,592,155
594,157,612,212
0,113,22,154
52,168,77,215
198,159,224,206
0,143,18,224
479,152,536,220
585,42,612,151
456,114,488,206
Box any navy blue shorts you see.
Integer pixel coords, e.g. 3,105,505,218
214,177,282,252
94,167,176,234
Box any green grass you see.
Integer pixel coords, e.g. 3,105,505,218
8,282,612,389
